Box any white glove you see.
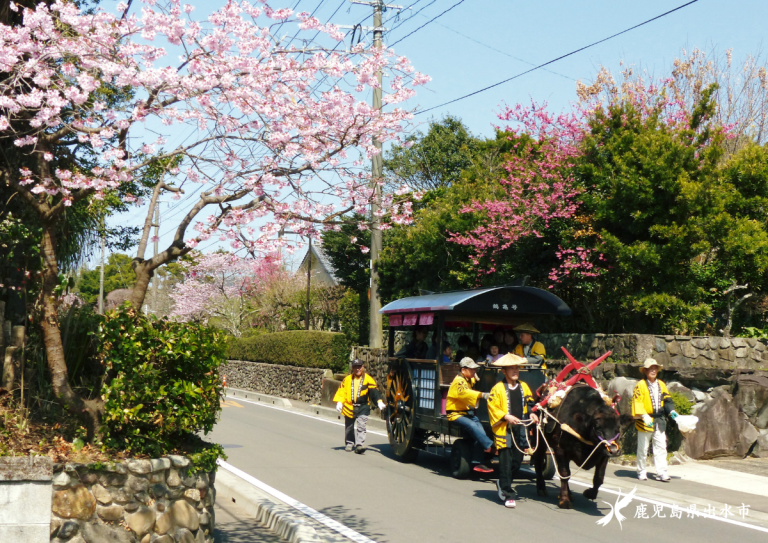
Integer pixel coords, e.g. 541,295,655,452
642,414,653,427
336,402,343,413
377,400,386,411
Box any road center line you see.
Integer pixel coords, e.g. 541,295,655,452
224,394,768,534
218,459,377,543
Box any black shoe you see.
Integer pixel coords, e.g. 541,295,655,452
355,445,366,454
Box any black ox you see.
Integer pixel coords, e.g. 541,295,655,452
530,385,633,509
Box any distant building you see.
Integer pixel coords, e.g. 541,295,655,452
296,244,339,287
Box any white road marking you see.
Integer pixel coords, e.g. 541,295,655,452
224,394,768,534
218,460,377,543
224,393,388,436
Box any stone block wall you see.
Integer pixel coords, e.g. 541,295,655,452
538,333,768,372
222,360,332,404
49,455,214,543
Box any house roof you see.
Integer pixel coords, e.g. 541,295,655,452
298,244,339,285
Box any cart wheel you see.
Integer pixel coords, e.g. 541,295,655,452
450,439,472,479
386,358,418,462
542,454,557,480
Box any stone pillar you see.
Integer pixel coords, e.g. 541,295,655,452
0,456,53,543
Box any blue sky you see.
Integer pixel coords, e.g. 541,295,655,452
103,0,768,265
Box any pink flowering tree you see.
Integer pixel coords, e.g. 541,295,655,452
448,102,594,279
0,0,427,436
169,252,281,337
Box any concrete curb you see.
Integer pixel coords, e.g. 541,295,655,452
225,387,293,408
216,467,348,543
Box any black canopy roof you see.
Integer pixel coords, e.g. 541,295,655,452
380,286,571,319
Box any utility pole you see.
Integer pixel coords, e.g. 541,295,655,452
98,225,105,315
305,236,312,330
349,0,402,348
151,203,160,315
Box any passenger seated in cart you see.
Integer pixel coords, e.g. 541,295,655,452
466,341,481,362
453,335,471,362
441,344,453,363
480,334,494,358
399,327,429,359
503,329,517,355
446,358,494,473
487,354,539,509
485,343,502,363
493,327,506,352
513,323,547,368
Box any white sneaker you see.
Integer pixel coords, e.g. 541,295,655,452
637,473,647,481
505,499,516,508
657,474,670,482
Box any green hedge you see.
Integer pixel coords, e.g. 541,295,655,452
227,331,350,373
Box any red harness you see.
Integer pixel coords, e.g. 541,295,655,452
532,348,619,413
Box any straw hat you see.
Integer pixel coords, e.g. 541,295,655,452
514,322,540,334
639,358,662,373
492,353,527,367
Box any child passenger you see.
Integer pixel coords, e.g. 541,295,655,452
487,354,538,508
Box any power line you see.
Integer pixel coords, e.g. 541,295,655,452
389,0,466,47
415,0,701,115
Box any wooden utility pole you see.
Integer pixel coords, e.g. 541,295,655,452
151,203,160,315
98,218,105,315
305,237,312,330
349,0,402,348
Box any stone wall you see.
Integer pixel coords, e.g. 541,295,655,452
222,360,332,404
538,333,768,383
49,455,214,543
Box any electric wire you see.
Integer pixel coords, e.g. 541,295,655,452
389,0,466,47
415,0,701,115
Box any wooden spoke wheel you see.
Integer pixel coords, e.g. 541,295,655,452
386,358,418,463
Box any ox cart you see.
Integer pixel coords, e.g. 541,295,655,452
380,286,571,479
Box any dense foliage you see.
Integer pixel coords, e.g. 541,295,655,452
98,305,226,471
227,331,350,373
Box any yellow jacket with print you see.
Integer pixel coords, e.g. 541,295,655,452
333,373,380,418
513,341,547,369
487,380,534,449
446,374,483,421
631,378,674,432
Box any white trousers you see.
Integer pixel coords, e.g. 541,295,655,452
637,420,668,477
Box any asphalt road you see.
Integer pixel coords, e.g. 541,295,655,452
209,397,767,543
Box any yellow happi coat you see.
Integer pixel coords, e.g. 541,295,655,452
513,341,547,369
333,373,379,418
487,380,534,449
445,374,483,422
631,378,672,432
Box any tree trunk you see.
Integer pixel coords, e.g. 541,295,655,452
40,222,104,441
129,262,153,310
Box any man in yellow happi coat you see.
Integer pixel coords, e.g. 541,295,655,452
487,353,538,508
334,359,386,454
632,358,678,482
513,323,547,369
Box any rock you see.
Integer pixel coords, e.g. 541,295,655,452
97,504,124,522
738,420,760,456
195,527,206,543
168,455,190,468
753,431,768,458
98,472,127,487
150,458,171,472
692,338,707,349
51,518,62,538
167,469,181,487
199,511,211,526
176,528,196,543
757,401,768,429
184,488,201,501
681,341,698,358
667,382,696,403
735,347,748,358
76,468,98,485
194,473,209,491
691,388,709,402
150,483,169,499
125,505,155,538
708,336,720,350
667,342,681,356
126,460,152,475
53,485,97,520
732,338,747,348
124,502,140,513
169,499,200,531
141,535,150,543
155,511,173,535
58,520,80,539
125,475,149,495
755,342,766,352
684,389,744,459
81,521,136,543
91,483,112,505
606,377,638,415
733,375,768,422
746,338,758,348
109,486,132,504
154,536,174,543
53,471,72,488
655,338,667,352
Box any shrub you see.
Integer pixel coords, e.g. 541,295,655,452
227,330,350,373
98,304,226,472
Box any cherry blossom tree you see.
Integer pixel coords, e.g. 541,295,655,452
0,0,427,437
169,252,280,337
